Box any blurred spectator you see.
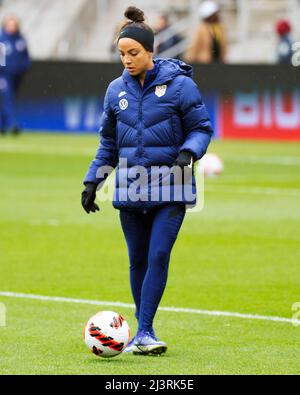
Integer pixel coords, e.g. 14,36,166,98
0,16,31,135
185,1,227,63
276,19,293,64
110,20,127,61
153,14,183,59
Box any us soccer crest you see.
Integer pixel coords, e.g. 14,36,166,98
155,85,167,97
119,98,128,110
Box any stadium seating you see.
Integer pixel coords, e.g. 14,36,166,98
0,0,299,63
0,0,90,59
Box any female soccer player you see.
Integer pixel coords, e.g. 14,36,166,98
81,6,213,355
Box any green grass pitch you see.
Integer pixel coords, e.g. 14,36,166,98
0,132,300,374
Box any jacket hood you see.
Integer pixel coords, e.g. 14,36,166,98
153,58,193,83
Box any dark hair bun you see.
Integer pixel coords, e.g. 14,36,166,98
124,6,145,23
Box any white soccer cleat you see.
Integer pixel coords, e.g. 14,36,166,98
132,330,168,356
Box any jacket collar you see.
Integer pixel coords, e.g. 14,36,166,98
121,58,193,96
122,61,160,95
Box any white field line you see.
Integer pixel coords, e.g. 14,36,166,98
227,156,300,166
206,185,300,198
0,144,93,156
1,144,300,166
0,291,299,326
1,144,300,197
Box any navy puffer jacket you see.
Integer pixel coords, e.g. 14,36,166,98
0,30,31,78
84,58,213,210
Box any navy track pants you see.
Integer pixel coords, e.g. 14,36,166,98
0,77,16,131
119,204,186,332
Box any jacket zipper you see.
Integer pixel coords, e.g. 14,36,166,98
135,80,168,163
137,94,143,162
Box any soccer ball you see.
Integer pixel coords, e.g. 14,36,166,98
83,311,130,358
200,153,224,177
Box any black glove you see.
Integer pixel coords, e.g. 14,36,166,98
172,150,194,169
81,183,100,214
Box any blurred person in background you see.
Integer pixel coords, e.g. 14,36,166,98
0,16,31,135
275,19,293,64
110,20,127,61
153,13,183,59
185,0,227,63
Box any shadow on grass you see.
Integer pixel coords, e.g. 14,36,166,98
86,353,171,365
